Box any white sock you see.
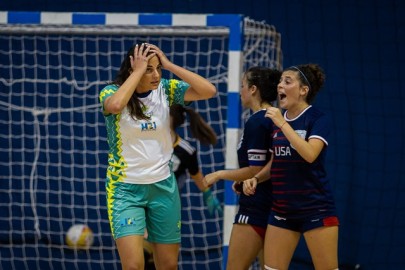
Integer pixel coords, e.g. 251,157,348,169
264,265,279,270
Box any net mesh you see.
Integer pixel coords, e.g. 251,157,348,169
0,18,281,270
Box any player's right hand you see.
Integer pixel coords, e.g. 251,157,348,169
203,171,220,186
243,178,257,196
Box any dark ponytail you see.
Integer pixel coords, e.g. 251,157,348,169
170,104,217,145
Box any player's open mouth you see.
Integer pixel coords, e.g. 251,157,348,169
279,93,286,100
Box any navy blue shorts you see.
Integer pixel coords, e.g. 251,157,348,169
268,211,339,233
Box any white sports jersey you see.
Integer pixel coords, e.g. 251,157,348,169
100,78,189,184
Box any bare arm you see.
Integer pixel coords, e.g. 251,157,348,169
192,170,223,216
243,154,273,195
251,154,273,183
104,44,153,114
190,171,208,192
266,107,324,163
204,166,264,186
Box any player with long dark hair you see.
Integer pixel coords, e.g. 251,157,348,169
205,66,281,269
99,42,216,270
170,104,222,216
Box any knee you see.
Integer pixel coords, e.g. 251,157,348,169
161,260,178,270
122,261,144,270
154,258,177,270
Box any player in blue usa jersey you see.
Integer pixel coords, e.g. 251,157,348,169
244,63,339,270
99,43,216,270
205,66,281,270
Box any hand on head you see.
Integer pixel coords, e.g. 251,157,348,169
144,43,171,69
130,43,154,72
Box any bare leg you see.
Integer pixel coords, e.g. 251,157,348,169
257,248,264,269
152,242,180,270
226,224,264,270
116,235,145,270
264,225,301,270
304,226,339,270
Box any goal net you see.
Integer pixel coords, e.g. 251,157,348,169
0,12,282,270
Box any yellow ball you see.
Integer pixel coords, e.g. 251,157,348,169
65,224,94,250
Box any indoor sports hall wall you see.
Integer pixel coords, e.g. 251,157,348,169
1,0,404,269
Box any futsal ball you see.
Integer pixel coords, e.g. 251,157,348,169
65,224,94,250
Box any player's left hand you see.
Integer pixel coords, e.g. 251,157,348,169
145,43,171,69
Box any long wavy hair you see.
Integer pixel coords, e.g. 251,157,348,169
111,43,157,120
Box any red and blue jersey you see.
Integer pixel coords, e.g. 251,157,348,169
270,105,337,219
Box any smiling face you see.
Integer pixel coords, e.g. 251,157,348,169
277,70,309,110
136,55,162,93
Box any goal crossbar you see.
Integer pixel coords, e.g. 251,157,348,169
0,24,229,36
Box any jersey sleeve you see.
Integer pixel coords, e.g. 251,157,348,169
186,150,200,176
161,78,190,106
99,84,118,115
244,115,273,167
308,113,331,146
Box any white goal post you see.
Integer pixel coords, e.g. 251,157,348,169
0,11,282,270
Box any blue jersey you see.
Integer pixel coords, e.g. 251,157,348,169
236,109,273,225
270,105,337,219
